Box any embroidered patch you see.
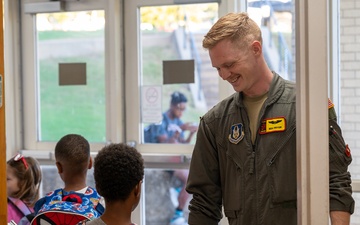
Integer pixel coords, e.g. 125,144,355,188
345,144,351,157
259,117,286,134
328,98,334,109
228,123,245,144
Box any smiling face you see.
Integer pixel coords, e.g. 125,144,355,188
6,165,20,197
209,38,263,95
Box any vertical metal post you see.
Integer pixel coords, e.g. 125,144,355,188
296,0,330,224
0,0,7,223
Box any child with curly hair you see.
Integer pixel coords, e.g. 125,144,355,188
7,153,42,224
80,143,144,225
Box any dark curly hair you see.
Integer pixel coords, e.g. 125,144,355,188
55,134,90,174
170,91,187,106
94,143,144,203
7,156,42,207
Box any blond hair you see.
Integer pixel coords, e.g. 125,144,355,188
203,12,262,50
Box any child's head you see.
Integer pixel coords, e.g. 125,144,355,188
170,91,188,118
94,143,144,209
7,154,42,206
55,134,91,178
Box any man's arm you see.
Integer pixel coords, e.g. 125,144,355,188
330,211,350,225
186,118,222,225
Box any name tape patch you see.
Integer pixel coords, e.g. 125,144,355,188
259,117,286,134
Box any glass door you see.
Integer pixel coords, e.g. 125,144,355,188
19,0,123,217
124,1,220,224
21,0,123,151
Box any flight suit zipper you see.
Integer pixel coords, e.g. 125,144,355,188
267,123,296,166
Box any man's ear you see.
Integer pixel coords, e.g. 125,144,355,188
251,40,262,55
56,161,63,174
88,157,93,169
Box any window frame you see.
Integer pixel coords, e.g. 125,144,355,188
20,0,124,152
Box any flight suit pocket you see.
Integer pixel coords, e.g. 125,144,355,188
267,126,297,208
223,151,245,218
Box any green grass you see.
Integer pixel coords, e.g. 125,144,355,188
39,54,106,142
39,31,205,143
38,30,103,41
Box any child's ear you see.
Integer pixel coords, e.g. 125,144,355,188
55,161,63,173
134,180,142,198
130,181,143,211
88,157,93,169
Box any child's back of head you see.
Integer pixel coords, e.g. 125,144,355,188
54,134,91,190
90,143,144,225
31,135,105,225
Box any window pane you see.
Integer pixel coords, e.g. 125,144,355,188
41,166,192,225
140,4,219,145
247,0,295,81
40,165,95,196
145,168,191,225
36,11,106,142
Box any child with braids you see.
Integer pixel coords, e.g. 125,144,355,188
7,154,42,224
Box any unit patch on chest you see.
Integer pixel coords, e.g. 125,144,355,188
259,117,286,134
228,123,245,144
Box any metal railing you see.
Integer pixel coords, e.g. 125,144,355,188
260,0,294,81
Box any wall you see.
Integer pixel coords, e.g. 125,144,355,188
340,0,360,185
340,0,360,223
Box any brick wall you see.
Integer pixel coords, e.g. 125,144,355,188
341,0,360,179
340,0,360,224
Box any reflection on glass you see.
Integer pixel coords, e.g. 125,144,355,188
247,0,295,81
140,4,219,144
145,169,191,225
36,11,106,142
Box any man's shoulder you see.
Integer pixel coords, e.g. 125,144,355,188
328,98,337,121
203,92,238,120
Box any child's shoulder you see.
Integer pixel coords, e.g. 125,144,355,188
34,186,104,214
77,219,138,225
77,217,105,225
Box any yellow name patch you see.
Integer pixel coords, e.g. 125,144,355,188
259,117,286,134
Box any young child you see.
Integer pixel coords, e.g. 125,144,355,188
81,143,144,225
33,134,104,223
7,154,42,224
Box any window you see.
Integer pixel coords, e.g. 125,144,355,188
36,11,106,142
20,0,122,151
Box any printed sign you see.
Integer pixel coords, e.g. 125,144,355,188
141,86,162,123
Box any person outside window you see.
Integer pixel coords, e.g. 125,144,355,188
144,91,198,225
